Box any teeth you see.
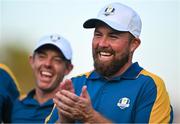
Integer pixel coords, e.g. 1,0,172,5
41,71,52,76
100,52,112,56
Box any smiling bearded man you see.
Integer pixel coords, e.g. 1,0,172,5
47,2,173,123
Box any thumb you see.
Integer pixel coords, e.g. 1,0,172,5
58,79,75,93
64,79,75,93
80,85,90,99
59,80,66,90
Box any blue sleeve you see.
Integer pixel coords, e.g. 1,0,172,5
136,71,173,123
133,79,157,122
0,68,20,122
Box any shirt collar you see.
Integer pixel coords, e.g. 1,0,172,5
121,62,143,79
21,89,54,106
88,62,143,81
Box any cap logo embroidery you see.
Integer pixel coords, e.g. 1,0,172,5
117,97,130,109
104,5,115,16
50,35,60,42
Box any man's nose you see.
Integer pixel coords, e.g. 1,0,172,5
98,37,109,47
44,58,52,67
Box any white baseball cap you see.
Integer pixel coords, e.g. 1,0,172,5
83,2,142,38
34,34,72,60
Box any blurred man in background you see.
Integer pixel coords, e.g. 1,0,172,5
0,63,20,122
11,34,73,123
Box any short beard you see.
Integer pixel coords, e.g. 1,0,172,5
93,50,129,78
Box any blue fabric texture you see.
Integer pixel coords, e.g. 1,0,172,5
0,68,20,122
11,90,54,123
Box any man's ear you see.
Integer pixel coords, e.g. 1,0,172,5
130,38,141,53
65,64,73,75
29,55,34,68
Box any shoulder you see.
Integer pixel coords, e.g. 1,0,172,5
12,94,27,106
0,64,21,90
138,69,170,101
74,71,92,78
0,63,20,99
18,94,27,101
17,89,35,102
0,64,16,81
72,71,92,81
139,69,165,88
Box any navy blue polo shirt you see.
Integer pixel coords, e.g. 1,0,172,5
45,62,173,123
11,90,54,123
0,64,20,122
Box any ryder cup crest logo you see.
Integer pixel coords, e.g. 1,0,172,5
117,97,130,109
104,5,115,16
50,35,61,42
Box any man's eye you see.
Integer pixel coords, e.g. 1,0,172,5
38,54,46,58
94,32,102,37
54,58,63,63
110,35,118,39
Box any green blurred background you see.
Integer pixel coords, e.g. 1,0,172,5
0,43,35,94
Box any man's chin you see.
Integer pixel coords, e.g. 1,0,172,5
94,62,110,73
96,58,112,65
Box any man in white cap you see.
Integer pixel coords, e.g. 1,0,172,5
49,2,173,123
11,34,73,123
